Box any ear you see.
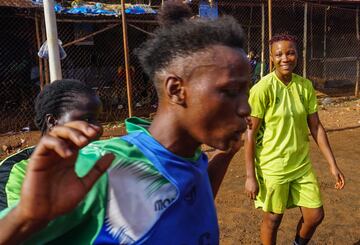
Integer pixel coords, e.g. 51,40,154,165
269,52,275,70
269,50,273,63
165,75,186,105
46,114,58,131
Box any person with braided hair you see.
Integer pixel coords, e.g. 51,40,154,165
245,33,345,245
34,79,101,133
0,79,101,211
0,1,250,244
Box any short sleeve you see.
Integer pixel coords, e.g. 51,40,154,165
249,83,268,119
0,145,108,244
0,146,34,211
5,160,27,208
307,81,318,115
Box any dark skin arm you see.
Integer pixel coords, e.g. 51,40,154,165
244,116,262,200
0,121,114,245
208,119,252,199
307,112,345,189
208,144,241,199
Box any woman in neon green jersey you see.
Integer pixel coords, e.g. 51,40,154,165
245,33,345,245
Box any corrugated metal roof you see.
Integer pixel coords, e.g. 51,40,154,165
307,0,360,3
0,0,39,8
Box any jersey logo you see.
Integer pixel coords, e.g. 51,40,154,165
154,197,176,211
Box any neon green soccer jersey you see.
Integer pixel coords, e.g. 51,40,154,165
249,72,318,182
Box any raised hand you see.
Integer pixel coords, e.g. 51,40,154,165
0,121,114,245
18,121,114,222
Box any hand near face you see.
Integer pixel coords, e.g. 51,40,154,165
17,121,114,224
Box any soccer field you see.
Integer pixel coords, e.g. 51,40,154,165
215,98,360,244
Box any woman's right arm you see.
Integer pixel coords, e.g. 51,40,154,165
244,116,262,200
0,207,48,245
0,121,113,245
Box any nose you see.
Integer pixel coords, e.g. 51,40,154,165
237,95,251,118
281,54,289,62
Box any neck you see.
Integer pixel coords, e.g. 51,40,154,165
149,107,200,158
275,70,292,85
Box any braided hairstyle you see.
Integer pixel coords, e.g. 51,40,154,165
34,79,96,133
137,1,245,94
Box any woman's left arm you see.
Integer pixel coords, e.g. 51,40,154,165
207,135,245,199
307,112,345,189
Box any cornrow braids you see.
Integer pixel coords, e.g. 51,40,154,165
269,33,298,46
34,79,96,133
137,1,245,84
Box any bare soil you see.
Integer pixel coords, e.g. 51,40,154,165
216,97,360,245
0,97,359,244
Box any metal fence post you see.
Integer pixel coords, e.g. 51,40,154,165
355,6,359,97
43,0,62,82
268,0,273,72
303,2,308,78
323,6,328,80
41,20,50,85
35,11,44,90
121,0,134,117
261,2,265,78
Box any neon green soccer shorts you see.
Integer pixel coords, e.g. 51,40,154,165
255,168,323,214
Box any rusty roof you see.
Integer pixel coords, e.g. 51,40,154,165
0,0,39,8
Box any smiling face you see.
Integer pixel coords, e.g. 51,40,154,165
270,40,298,82
181,45,251,151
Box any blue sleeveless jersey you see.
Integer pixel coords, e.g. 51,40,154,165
94,131,219,244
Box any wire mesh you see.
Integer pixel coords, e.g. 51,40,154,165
57,19,131,123
0,8,39,133
0,1,359,134
125,16,159,118
307,4,359,89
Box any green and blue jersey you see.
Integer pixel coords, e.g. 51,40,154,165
0,118,219,244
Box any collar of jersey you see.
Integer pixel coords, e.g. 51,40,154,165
125,117,202,162
272,71,295,88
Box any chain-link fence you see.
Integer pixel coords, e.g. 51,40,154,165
308,3,359,90
0,6,40,133
189,0,359,91
124,15,159,118
0,0,359,133
58,18,129,123
0,2,161,134
51,12,160,125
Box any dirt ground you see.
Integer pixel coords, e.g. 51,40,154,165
0,97,359,244
215,97,360,245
